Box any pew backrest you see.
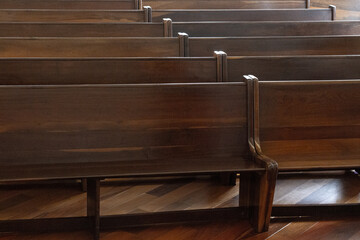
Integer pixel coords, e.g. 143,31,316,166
228,55,360,81
254,79,360,171
0,82,254,181
173,21,360,37
0,37,183,57
0,22,170,37
0,57,220,84
0,0,141,9
4,35,360,58
153,8,335,22
143,0,309,9
0,9,151,23
188,35,360,57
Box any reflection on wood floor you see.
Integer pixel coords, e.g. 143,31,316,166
0,171,359,239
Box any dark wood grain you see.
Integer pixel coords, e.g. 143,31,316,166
255,80,360,171
0,0,139,10
0,22,164,37
0,9,148,23
0,58,217,84
0,38,181,57
228,55,360,81
189,36,360,57
173,21,360,37
0,83,255,181
152,8,332,22
143,0,308,9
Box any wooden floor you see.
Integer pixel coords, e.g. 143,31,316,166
0,171,359,239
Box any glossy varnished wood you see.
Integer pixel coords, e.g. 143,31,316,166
173,21,360,37
142,0,308,9
0,22,164,37
228,55,360,81
0,9,148,23
152,8,333,22
0,83,257,181
0,0,140,10
0,58,217,84
0,38,182,57
255,80,360,171
0,173,358,239
189,35,360,56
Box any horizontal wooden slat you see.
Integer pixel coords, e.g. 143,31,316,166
0,38,180,57
143,0,307,9
0,9,146,23
228,55,360,81
153,9,332,22
173,21,360,37
0,0,137,10
0,22,164,37
0,58,216,84
189,36,360,56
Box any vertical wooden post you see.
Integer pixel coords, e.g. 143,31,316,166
81,178,87,192
135,0,142,10
87,178,100,240
213,51,227,82
143,6,152,22
178,32,189,57
163,18,173,37
329,5,336,21
306,0,310,8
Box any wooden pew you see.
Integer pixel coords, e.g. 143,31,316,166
248,76,359,217
187,35,360,57
0,37,184,57
143,0,309,9
226,55,360,81
0,21,171,37
0,7,334,23
152,7,335,22
4,35,360,58
0,0,141,10
0,9,152,23
0,56,222,84
172,20,360,37
0,81,277,238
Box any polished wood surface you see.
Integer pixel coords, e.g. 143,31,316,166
189,35,360,56
0,0,140,10
0,9,148,23
228,55,360,81
0,38,181,57
0,22,165,37
152,8,333,22
5,35,360,58
143,0,308,9
0,58,217,84
0,83,254,180
255,80,360,171
0,172,358,239
173,21,360,37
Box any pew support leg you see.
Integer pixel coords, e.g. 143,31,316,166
242,170,276,233
87,178,100,240
219,172,237,186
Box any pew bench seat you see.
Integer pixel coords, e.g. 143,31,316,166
261,138,360,171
